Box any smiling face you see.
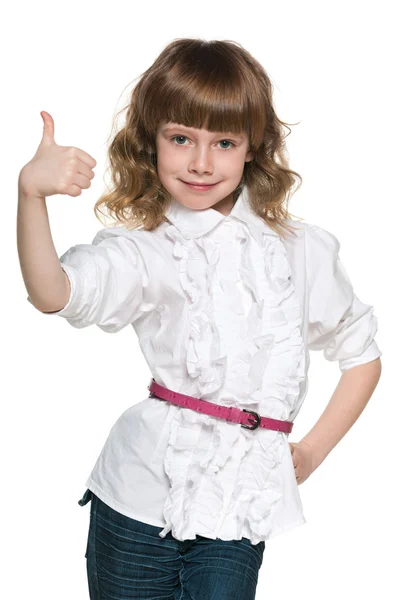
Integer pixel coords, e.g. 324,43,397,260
155,121,254,215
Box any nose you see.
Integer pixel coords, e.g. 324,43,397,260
188,145,213,175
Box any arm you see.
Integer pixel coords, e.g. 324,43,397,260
300,357,382,470
17,172,70,313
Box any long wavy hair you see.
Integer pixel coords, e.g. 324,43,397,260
94,38,304,239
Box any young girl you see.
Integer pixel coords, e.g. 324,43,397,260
18,38,382,600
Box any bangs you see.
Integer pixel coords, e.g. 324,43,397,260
140,40,267,147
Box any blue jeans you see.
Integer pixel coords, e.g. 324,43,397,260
78,488,265,599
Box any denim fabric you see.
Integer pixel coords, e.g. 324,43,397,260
78,489,265,599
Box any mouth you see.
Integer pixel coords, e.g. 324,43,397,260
180,180,220,191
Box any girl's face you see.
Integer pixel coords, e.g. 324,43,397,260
155,121,253,214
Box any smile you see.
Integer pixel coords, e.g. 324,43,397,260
180,180,219,191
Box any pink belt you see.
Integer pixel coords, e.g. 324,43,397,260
147,378,293,434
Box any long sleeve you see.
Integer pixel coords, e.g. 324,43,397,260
27,226,152,333
305,222,382,372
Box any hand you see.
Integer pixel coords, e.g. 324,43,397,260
289,440,317,485
18,111,97,199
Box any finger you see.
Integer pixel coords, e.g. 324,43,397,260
74,147,97,169
65,183,83,197
76,160,96,180
72,173,92,190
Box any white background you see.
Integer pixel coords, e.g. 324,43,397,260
3,0,398,598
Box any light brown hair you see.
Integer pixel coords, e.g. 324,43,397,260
94,38,304,239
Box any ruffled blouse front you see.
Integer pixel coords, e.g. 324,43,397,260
28,185,382,545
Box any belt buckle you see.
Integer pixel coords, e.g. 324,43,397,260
241,409,261,430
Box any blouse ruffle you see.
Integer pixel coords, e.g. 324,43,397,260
158,219,306,544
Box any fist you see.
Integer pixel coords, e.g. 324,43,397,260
289,440,317,485
19,111,97,199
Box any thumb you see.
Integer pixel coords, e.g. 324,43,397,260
39,110,55,146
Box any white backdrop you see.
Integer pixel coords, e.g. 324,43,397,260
3,0,398,598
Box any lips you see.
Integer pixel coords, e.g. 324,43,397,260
181,180,219,192
181,180,216,186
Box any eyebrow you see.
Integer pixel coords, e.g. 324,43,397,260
162,126,244,141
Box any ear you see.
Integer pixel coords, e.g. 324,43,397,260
245,151,254,162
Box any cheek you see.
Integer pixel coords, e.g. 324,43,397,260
221,153,248,172
157,148,182,172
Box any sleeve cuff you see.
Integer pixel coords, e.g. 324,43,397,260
26,264,82,318
339,340,382,373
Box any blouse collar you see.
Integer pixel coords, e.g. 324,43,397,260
164,184,273,246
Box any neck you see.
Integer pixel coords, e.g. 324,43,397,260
211,192,236,216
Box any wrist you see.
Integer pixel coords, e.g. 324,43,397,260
18,167,45,201
18,183,45,203
300,439,326,471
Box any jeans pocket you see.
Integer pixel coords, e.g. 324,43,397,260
78,488,93,507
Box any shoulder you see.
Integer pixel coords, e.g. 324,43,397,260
91,225,163,253
89,226,167,271
283,219,340,254
303,221,340,254
92,225,147,245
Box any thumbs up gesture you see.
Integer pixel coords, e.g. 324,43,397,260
19,111,97,198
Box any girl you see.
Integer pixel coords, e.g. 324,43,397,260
18,38,382,600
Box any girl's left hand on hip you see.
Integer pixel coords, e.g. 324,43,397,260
289,440,317,485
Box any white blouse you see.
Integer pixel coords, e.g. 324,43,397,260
28,185,382,545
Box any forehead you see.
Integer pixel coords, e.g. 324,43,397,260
159,121,246,139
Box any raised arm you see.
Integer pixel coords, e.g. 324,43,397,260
17,184,70,312
16,110,96,313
